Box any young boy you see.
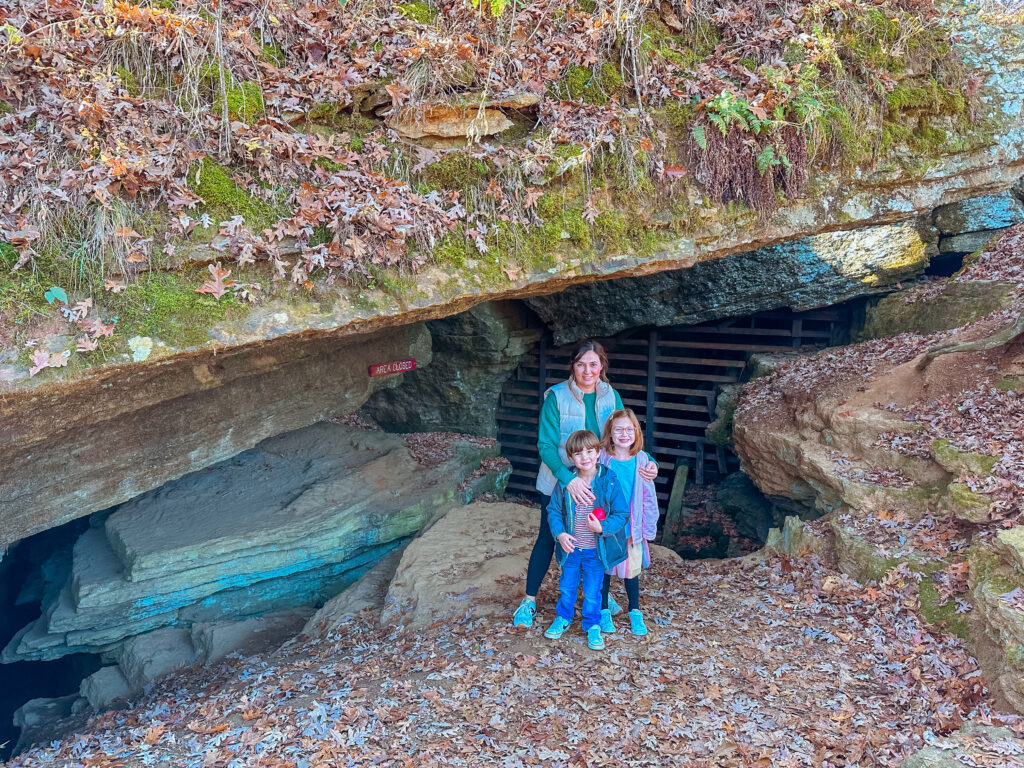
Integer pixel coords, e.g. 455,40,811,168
544,429,630,650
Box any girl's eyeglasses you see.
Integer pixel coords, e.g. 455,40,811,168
612,427,635,435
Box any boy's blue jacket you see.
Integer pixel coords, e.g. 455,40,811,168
547,465,630,571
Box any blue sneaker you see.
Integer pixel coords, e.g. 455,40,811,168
512,598,536,628
544,616,571,639
599,609,615,634
629,609,648,636
608,594,623,616
587,625,605,650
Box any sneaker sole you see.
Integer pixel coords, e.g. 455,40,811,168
588,640,605,650
544,630,564,639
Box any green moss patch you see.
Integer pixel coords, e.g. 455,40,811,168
216,80,265,124
187,158,280,231
420,153,492,191
556,62,625,106
100,272,234,348
115,66,140,97
918,576,970,641
397,1,436,24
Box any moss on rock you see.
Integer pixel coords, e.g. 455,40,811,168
420,153,492,191
99,272,233,348
918,575,970,640
187,158,280,231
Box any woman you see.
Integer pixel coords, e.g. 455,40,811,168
512,339,658,627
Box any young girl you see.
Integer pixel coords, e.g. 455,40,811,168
598,408,660,635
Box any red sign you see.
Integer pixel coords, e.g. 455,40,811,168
368,358,417,377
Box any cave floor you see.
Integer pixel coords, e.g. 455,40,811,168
9,554,1021,768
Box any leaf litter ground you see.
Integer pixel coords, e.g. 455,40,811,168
9,553,1022,768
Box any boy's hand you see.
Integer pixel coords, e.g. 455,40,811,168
557,532,577,553
587,513,603,533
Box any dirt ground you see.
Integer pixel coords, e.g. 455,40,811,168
9,540,1022,768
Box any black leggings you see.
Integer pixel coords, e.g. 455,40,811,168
602,575,640,612
525,496,555,597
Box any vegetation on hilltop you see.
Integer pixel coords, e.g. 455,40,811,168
0,0,997,371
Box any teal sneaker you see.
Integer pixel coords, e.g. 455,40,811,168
544,616,571,639
608,594,623,616
629,609,648,636
599,608,615,634
587,625,605,650
512,598,536,628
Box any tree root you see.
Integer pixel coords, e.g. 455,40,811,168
916,311,1024,370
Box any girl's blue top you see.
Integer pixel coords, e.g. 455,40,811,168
609,455,637,502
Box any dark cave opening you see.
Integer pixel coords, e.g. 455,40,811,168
0,519,101,760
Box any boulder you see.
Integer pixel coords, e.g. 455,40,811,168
901,724,1022,768
715,472,777,542
382,501,536,628
303,550,404,638
12,694,80,754
362,301,541,436
116,628,197,690
705,384,740,447
526,220,933,344
79,666,131,710
763,516,835,566
191,609,311,663
3,422,506,661
858,281,1017,339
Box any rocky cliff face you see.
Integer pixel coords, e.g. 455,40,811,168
734,224,1024,711
3,3,1024,552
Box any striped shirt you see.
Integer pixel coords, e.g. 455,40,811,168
572,501,597,549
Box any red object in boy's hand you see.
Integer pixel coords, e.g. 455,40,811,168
591,507,606,521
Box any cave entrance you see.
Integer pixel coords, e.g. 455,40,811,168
496,305,854,554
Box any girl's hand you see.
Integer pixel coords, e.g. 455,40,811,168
587,513,603,533
557,532,577,553
566,477,595,506
627,537,634,547
638,462,658,482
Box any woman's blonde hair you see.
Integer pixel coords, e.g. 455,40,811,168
565,429,601,459
601,408,644,456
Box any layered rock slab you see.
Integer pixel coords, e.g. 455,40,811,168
526,221,934,344
3,422,506,662
0,322,431,549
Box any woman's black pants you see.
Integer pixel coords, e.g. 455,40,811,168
525,496,554,596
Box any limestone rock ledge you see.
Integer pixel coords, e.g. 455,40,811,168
2,422,507,664
0,322,431,548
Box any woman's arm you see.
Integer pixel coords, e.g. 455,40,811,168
638,452,658,482
537,394,576,488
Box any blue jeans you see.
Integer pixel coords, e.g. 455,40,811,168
556,547,603,631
